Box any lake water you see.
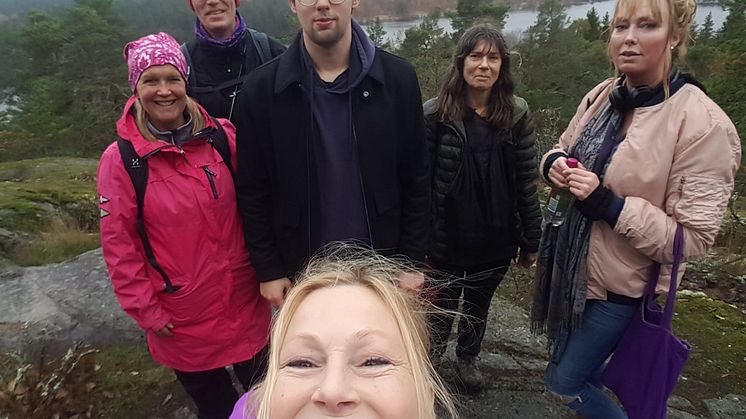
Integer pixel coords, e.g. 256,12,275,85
365,0,728,45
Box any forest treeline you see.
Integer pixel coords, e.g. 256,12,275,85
0,0,743,163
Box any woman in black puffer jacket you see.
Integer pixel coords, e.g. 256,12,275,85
424,24,542,392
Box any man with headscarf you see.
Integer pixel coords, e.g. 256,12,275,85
234,0,430,308
184,0,286,121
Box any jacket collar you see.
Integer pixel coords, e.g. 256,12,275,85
274,30,384,95
423,97,467,141
116,96,219,157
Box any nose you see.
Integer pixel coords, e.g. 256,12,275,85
478,56,490,68
315,0,330,9
155,82,172,95
311,363,359,413
624,26,638,45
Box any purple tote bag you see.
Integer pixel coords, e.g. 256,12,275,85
602,224,691,419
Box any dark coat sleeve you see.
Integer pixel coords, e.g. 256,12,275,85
513,109,542,253
396,68,430,264
233,71,287,282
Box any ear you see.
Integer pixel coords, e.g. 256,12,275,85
669,31,681,51
288,0,297,14
351,0,360,9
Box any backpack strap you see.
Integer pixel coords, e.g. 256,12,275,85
206,117,235,179
248,28,271,64
116,138,181,294
181,42,195,89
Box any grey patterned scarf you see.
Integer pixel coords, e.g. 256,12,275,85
531,102,623,359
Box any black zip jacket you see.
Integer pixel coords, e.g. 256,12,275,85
423,97,542,266
184,29,286,120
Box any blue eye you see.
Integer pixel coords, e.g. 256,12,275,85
286,359,316,368
361,357,391,367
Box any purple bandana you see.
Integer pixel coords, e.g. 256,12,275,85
195,10,247,48
124,32,187,93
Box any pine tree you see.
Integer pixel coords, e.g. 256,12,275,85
585,7,602,42
451,0,509,35
10,0,131,156
718,0,746,42
600,12,611,42
516,0,610,152
396,13,455,99
698,12,715,44
367,17,391,50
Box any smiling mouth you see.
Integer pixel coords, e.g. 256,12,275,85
155,100,176,107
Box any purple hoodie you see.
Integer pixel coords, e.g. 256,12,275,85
229,391,255,419
300,20,377,247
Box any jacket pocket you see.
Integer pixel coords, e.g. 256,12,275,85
670,175,727,232
157,275,224,326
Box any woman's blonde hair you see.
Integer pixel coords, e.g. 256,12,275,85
249,246,458,419
132,91,206,142
608,0,697,94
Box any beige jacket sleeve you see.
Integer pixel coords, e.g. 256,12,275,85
614,109,741,264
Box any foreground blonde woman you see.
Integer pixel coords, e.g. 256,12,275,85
230,249,458,419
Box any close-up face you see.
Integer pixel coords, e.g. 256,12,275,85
191,0,238,39
135,65,187,132
462,39,502,94
289,0,359,49
609,0,679,86
270,284,420,418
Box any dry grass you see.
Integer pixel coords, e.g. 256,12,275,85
11,218,99,266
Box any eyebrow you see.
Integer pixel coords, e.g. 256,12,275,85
284,329,393,347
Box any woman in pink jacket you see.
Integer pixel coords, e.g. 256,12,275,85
97,32,270,419
530,0,741,417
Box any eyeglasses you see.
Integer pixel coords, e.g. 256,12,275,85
297,0,346,6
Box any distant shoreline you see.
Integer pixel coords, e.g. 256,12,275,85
360,0,724,23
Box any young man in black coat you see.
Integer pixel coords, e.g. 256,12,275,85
184,0,286,120
234,0,430,307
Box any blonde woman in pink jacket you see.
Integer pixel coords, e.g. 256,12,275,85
530,0,741,416
98,33,270,419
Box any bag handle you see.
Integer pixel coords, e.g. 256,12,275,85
644,223,684,329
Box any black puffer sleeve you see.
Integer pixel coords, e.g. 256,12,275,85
513,109,542,253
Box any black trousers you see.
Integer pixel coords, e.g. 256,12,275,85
174,346,268,419
430,260,511,359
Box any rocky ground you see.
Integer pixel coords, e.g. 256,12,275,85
0,249,744,418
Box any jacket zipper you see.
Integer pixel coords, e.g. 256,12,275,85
301,83,312,260
203,167,219,199
351,123,374,245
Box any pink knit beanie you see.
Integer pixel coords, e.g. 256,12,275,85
123,32,188,93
